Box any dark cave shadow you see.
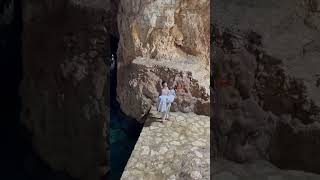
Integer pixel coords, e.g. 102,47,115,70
143,115,164,127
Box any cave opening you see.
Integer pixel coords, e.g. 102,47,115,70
109,34,144,180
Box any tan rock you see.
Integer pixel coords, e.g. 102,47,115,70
117,0,210,121
117,57,210,122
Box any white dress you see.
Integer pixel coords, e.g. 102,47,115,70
157,95,168,112
167,90,176,103
157,90,176,112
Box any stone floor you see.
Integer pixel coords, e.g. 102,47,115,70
212,159,320,180
121,107,210,180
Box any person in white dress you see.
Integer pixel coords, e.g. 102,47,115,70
157,81,176,121
164,89,176,120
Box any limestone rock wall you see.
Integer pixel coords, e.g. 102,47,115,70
21,0,108,179
213,0,320,174
117,0,210,121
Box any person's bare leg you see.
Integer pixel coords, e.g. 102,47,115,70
162,112,166,121
166,112,169,120
166,103,171,120
169,103,172,119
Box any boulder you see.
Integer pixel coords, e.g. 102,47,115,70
117,57,210,122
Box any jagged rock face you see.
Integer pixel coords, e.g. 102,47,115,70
270,118,320,173
117,0,210,121
21,1,108,179
109,0,120,37
118,57,210,122
213,0,320,173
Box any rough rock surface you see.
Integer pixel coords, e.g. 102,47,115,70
212,0,320,174
117,0,210,121
21,1,108,179
212,159,320,180
118,57,210,123
121,107,210,180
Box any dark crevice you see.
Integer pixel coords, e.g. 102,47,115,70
1,0,23,177
109,34,143,180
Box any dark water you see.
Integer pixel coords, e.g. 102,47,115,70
110,108,143,180
109,36,143,179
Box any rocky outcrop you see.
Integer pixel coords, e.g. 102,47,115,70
21,1,108,179
118,57,210,123
212,159,320,180
117,0,210,121
213,0,320,174
270,117,320,173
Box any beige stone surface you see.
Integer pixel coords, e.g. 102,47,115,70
121,107,210,180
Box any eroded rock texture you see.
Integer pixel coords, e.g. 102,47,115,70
21,0,108,179
117,0,210,121
213,159,320,180
122,107,210,180
213,0,320,174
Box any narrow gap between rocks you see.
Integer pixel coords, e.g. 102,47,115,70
109,34,144,180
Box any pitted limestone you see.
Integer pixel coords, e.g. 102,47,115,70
121,107,210,180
